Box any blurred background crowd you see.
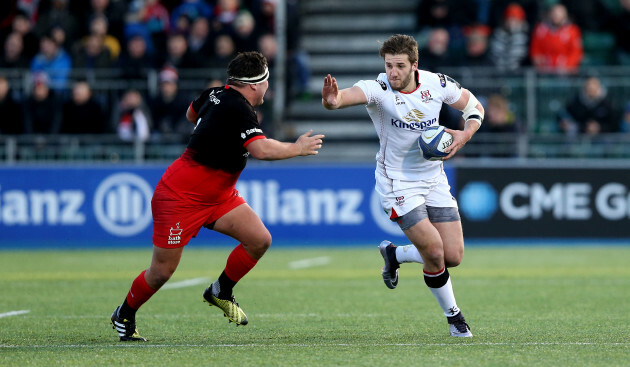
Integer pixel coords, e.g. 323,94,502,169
0,0,301,143
0,0,629,159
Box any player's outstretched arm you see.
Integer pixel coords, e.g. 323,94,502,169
443,88,484,160
246,130,325,161
186,105,197,124
321,74,367,110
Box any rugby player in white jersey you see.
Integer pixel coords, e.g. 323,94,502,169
321,34,484,337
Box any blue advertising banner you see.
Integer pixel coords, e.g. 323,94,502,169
0,164,456,248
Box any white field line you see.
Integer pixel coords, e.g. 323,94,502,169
0,310,30,318
1,342,628,349
289,256,330,269
161,277,210,290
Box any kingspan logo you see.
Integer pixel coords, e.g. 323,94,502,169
93,173,153,236
391,117,437,131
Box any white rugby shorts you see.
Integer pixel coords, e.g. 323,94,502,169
375,168,458,220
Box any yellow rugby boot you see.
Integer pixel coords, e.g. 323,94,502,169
203,286,248,325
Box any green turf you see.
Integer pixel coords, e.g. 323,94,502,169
1,246,629,366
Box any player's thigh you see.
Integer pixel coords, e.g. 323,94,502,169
432,220,464,267
403,218,445,271
213,203,271,251
150,245,185,268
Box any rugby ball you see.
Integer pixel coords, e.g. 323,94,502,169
419,125,453,161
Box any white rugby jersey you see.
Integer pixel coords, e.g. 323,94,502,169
355,70,463,181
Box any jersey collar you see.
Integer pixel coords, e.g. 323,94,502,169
400,70,421,94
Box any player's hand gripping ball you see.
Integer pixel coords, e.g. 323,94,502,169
418,125,453,161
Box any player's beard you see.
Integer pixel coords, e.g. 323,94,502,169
389,70,414,92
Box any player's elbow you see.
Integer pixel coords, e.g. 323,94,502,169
247,140,274,160
186,108,197,123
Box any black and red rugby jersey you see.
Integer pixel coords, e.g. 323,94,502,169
187,86,266,173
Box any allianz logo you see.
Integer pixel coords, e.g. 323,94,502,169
93,173,153,236
236,180,364,225
0,173,153,238
0,184,85,225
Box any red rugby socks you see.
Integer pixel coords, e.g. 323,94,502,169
224,243,258,283
119,270,157,320
214,244,258,299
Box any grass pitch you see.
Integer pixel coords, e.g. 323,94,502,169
1,245,629,366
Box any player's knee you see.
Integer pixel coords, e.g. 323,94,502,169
445,246,464,268
245,232,272,258
445,255,462,268
422,247,445,267
147,266,176,288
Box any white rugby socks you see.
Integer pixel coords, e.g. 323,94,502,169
395,244,424,264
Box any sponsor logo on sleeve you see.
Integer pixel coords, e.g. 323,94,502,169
242,128,263,138
437,73,446,87
377,80,387,90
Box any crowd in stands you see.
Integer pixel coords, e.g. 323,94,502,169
0,0,301,141
1,0,630,148
414,0,630,137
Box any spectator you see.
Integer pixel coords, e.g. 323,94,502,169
530,4,583,74
161,33,199,69
481,94,518,133
0,32,30,69
114,89,152,142
22,73,62,134
125,0,170,56
0,76,24,134
149,67,191,141
487,0,539,32
10,9,39,60
253,0,276,35
610,0,630,65
257,33,277,69
30,33,72,90
415,0,476,50
61,81,108,134
213,0,241,32
170,0,213,33
118,34,156,80
84,0,126,43
233,10,258,53
143,0,170,30
206,33,236,69
172,13,193,36
418,28,460,72
187,16,214,61
16,0,40,22
462,24,492,68
558,76,617,136
489,3,530,73
72,33,114,70
35,0,79,49
89,14,121,61
49,24,72,52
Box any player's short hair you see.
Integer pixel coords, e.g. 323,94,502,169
227,51,269,86
379,34,419,64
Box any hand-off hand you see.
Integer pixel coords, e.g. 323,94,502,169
322,74,339,109
297,130,325,156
